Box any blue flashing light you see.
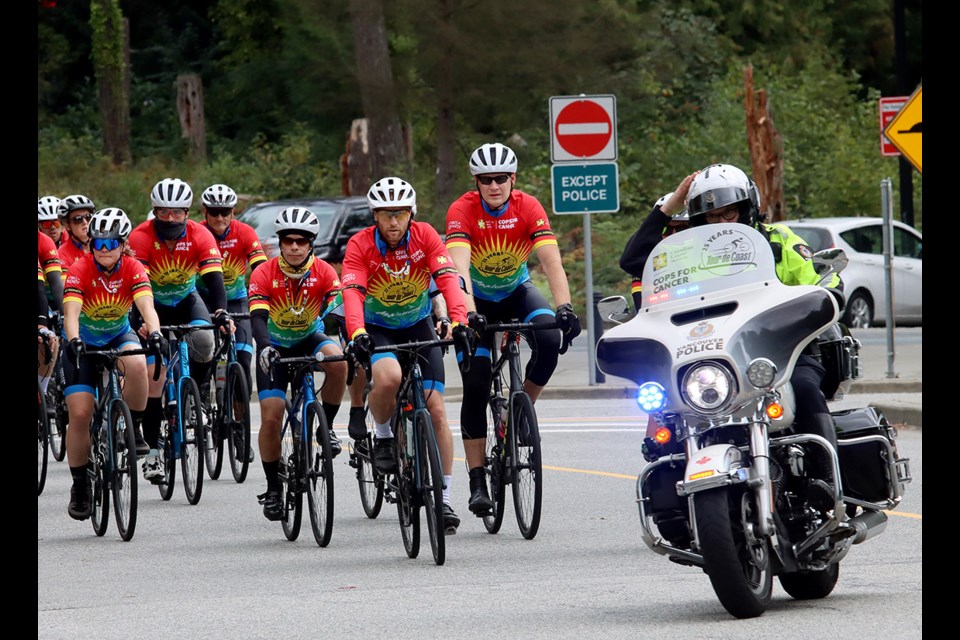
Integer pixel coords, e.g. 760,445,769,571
636,382,666,412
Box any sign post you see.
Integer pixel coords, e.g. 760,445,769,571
549,94,620,385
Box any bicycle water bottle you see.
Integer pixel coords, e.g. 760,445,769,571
215,359,227,393
495,398,508,439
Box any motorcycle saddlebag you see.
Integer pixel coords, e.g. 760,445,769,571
833,406,898,504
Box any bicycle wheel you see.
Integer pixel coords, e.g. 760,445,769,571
482,392,507,534
38,382,49,496
354,407,383,519
416,409,445,566
280,414,302,541
110,399,138,542
510,392,543,540
306,401,335,547
180,377,205,505
395,414,420,558
157,409,176,501
225,363,252,483
90,420,110,536
202,375,223,480
46,367,67,462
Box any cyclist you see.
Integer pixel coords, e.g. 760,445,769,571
57,194,95,267
342,176,474,534
128,178,233,482
38,216,64,396
60,208,164,520
38,262,59,393
248,207,348,521
444,142,581,516
38,195,66,246
198,183,266,462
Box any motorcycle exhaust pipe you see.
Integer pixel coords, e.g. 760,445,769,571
849,510,888,544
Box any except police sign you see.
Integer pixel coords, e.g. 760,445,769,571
879,96,909,157
550,95,617,163
551,163,619,214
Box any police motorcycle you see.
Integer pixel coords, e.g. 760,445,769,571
596,223,911,619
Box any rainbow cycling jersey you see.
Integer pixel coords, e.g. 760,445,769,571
63,255,152,346
128,219,223,307
445,190,557,302
198,220,267,301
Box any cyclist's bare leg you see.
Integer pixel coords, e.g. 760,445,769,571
118,346,148,412
368,358,401,425
464,438,485,469
258,397,285,462
426,391,453,475
317,343,348,406
523,379,545,403
65,391,94,467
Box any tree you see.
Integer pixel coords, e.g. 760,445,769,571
349,0,408,181
90,0,131,166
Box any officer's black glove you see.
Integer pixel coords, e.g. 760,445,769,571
351,333,374,369
452,323,476,374
67,337,86,360
555,303,581,355
467,311,487,336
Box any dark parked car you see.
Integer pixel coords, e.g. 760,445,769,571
237,197,371,263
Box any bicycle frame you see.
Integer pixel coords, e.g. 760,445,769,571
161,323,215,458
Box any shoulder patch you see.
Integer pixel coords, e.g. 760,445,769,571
794,244,814,260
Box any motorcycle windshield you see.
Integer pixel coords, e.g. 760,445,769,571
598,224,837,402
639,223,776,310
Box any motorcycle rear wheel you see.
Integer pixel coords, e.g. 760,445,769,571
779,564,839,600
694,488,772,619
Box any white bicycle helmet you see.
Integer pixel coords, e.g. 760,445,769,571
275,207,321,240
686,163,760,227
469,143,518,175
89,208,133,241
38,196,62,221
367,177,417,214
201,184,238,209
150,178,194,209
59,194,95,218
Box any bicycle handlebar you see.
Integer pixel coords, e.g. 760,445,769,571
81,346,162,381
268,350,356,387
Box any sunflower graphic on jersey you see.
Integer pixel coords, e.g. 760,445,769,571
470,235,531,300
145,253,196,306
364,267,431,329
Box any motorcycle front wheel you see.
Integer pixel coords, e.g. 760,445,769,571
694,488,772,619
779,564,840,600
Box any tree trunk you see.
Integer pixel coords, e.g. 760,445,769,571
91,1,131,166
176,74,207,163
743,65,785,222
434,0,457,211
346,118,372,196
349,0,408,179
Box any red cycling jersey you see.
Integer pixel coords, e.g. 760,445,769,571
63,255,153,346
248,256,341,348
128,219,223,307
200,220,267,301
58,238,88,268
38,231,62,278
341,221,466,338
445,190,558,302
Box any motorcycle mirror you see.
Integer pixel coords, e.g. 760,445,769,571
812,248,848,275
597,295,632,325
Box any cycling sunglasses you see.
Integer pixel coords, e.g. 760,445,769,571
39,220,62,230
476,174,511,186
69,213,93,224
205,208,233,218
91,238,122,251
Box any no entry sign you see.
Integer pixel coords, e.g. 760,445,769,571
550,95,617,163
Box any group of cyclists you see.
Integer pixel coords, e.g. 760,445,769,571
38,141,583,536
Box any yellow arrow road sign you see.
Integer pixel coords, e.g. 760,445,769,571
884,86,922,173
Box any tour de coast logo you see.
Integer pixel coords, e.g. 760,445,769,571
699,227,757,275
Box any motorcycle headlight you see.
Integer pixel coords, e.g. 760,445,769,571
681,363,734,412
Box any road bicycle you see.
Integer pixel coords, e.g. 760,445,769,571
267,349,352,547
83,345,160,541
347,389,384,520
38,378,50,496
367,337,457,566
43,313,68,463
155,322,219,505
200,312,252,483
479,320,559,540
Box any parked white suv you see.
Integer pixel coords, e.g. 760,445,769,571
787,217,922,327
